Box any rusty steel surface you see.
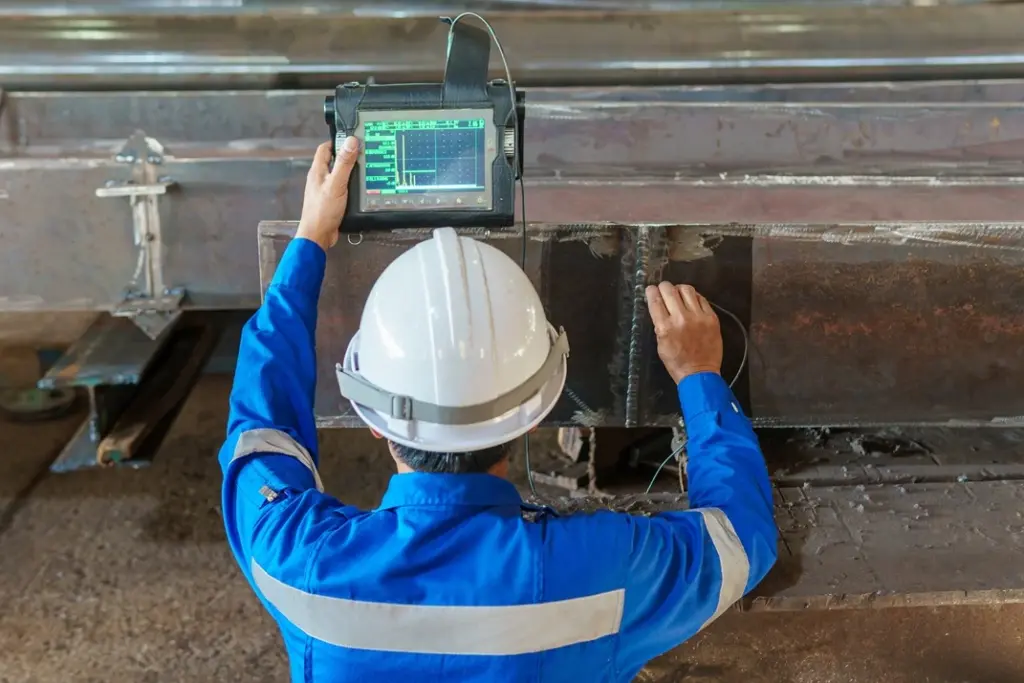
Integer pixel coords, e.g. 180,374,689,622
3,3,1024,89
37,314,173,389
258,221,1024,428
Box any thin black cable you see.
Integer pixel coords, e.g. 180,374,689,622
520,157,536,493
524,432,540,497
645,440,688,496
446,13,535,496
709,301,749,389
644,300,749,495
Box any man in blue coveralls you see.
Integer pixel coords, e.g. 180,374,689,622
219,137,778,682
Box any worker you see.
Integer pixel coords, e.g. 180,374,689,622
218,138,778,682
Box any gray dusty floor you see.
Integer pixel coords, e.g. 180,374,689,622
1,376,1023,682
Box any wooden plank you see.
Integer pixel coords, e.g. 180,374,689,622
97,323,219,466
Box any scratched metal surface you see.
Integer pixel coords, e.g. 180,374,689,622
2,3,1024,88
542,478,1024,609
655,224,1024,426
747,228,1024,426
258,221,1024,427
7,86,1024,311
756,480,1024,608
37,314,171,388
9,86,1024,173
0,163,136,311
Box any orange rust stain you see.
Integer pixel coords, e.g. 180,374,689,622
792,313,817,329
55,362,80,378
763,309,1024,339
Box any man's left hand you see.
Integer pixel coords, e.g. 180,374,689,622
296,137,360,252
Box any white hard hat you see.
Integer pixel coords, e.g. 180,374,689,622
337,228,569,453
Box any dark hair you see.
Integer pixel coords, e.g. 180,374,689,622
390,442,510,474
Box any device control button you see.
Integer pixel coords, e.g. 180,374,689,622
433,198,443,205
475,196,485,205
455,197,464,205
417,198,427,206
383,199,395,207
399,198,411,206
503,129,516,158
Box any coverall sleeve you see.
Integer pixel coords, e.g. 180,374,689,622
216,237,358,575
615,372,778,673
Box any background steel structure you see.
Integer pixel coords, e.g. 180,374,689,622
2,1,1024,430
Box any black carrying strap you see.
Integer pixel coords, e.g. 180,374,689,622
338,329,569,426
441,18,492,108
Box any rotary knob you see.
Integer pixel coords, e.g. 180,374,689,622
503,128,516,159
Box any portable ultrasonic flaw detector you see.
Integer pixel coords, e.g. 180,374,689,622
323,16,525,233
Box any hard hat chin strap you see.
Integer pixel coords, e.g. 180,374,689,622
338,329,569,426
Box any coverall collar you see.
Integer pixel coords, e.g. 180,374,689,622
377,473,523,510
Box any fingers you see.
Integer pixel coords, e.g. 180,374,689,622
308,141,333,183
645,285,670,330
328,136,360,194
649,282,715,321
658,281,685,318
676,284,701,312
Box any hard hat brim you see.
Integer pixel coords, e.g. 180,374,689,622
340,324,568,453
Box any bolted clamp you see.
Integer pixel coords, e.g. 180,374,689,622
391,395,414,421
95,132,184,340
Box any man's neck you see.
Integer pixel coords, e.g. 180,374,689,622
393,461,509,479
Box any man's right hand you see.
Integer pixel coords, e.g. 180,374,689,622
296,137,360,252
645,282,723,384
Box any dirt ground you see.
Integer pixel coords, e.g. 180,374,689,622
1,375,1022,683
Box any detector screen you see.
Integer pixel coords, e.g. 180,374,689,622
357,109,496,212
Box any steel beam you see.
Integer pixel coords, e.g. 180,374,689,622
258,221,1024,429
3,4,1024,88
5,85,1024,312
6,82,1024,427
41,313,223,472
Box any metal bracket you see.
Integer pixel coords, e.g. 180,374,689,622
95,180,173,200
112,287,185,340
97,131,183,340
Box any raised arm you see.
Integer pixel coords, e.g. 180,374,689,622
615,283,778,675
217,138,361,567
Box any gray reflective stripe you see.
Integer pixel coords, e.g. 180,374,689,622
338,329,569,426
695,508,750,631
251,559,624,655
234,428,324,493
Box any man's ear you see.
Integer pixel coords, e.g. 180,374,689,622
369,428,383,440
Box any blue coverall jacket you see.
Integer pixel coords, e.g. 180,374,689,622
219,237,778,682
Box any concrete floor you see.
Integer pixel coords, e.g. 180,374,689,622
1,376,1023,682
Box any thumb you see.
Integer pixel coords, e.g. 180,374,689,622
328,136,360,194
